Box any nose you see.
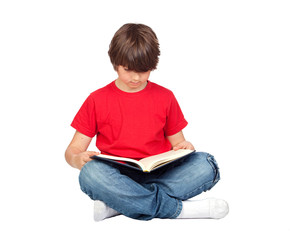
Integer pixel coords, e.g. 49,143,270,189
132,72,140,81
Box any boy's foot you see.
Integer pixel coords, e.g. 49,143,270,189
177,198,229,219
94,200,120,221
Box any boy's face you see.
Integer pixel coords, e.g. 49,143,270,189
115,65,151,92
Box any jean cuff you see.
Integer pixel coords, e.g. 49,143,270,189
170,199,183,219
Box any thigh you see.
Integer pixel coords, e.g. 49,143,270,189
144,151,220,200
79,160,141,199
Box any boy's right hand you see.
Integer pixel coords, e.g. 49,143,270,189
72,151,100,170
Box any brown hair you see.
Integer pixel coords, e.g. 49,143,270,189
108,23,160,72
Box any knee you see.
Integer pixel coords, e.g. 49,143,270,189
79,160,120,201
79,160,108,189
190,152,220,185
205,153,220,186
202,152,220,186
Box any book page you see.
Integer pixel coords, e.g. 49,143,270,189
139,149,194,170
96,154,145,169
97,154,135,162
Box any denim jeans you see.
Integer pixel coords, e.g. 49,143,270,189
79,151,220,220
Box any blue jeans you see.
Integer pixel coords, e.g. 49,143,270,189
79,151,220,220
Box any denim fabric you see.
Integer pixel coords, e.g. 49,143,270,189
79,151,220,220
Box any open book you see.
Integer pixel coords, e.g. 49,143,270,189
90,149,195,173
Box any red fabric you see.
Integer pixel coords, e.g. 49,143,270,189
71,81,188,160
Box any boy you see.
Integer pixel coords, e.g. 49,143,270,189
65,23,229,221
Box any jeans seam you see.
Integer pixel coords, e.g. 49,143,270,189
170,199,182,218
206,154,220,184
178,179,216,200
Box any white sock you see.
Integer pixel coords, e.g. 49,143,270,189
94,200,120,221
177,198,229,219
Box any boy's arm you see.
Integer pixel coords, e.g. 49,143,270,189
65,131,99,170
167,131,195,151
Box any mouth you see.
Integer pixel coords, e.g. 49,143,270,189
130,81,140,86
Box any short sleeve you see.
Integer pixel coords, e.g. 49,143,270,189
164,92,188,136
71,94,97,138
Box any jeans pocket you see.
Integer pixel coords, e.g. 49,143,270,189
206,154,220,187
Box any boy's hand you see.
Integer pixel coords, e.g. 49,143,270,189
72,151,100,170
167,131,195,151
173,141,195,151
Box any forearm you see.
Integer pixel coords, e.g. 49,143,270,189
65,131,98,170
65,146,83,169
167,131,186,148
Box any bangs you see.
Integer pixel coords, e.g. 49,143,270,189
120,38,158,72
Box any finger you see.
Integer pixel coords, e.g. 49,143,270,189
87,151,100,156
188,143,195,150
188,146,195,150
84,158,93,163
173,145,182,151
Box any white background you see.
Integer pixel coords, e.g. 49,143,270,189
1,0,289,239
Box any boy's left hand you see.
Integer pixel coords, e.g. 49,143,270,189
173,141,195,151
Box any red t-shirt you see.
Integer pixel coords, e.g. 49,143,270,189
71,81,188,160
